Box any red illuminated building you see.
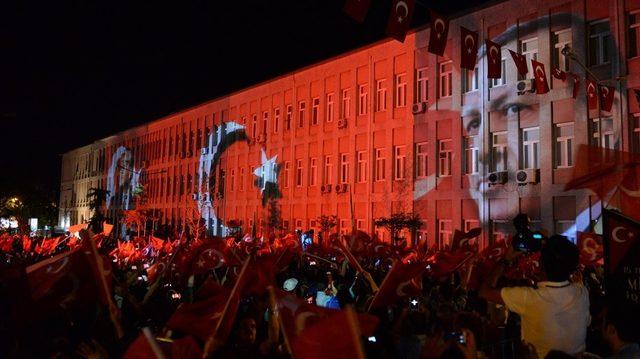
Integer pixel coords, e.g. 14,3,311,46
59,0,640,247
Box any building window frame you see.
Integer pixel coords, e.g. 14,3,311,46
357,150,367,183
298,101,306,128
326,93,334,122
521,127,540,170
415,67,429,103
438,219,452,249
311,97,320,125
415,142,429,179
358,84,368,116
439,61,453,98
464,135,479,174
341,88,351,119
555,122,574,168
375,79,387,112
491,131,508,172
438,139,452,177
295,159,303,187
393,145,406,180
340,153,349,184
395,73,407,107
324,155,333,185
375,148,386,181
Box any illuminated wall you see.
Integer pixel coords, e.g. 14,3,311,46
59,0,640,247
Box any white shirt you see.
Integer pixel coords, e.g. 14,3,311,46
501,281,591,358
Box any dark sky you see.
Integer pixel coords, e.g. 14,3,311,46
2,0,493,195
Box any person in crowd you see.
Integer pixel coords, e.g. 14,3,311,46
479,235,590,358
601,303,640,359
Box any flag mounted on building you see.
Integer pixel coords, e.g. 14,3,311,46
531,60,549,94
460,27,479,70
509,50,528,77
586,79,598,109
427,10,449,56
603,209,640,310
599,85,615,112
343,0,371,23
571,73,581,99
486,39,502,79
386,0,415,42
552,68,567,81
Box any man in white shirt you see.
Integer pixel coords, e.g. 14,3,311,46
479,235,590,358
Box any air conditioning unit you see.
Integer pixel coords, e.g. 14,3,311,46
516,169,540,185
337,118,348,129
341,183,349,193
256,134,266,144
246,138,254,146
488,171,508,186
335,184,343,193
412,102,427,114
191,193,199,201
320,184,332,193
516,79,536,94
200,148,208,155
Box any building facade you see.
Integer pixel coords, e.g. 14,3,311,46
59,0,640,247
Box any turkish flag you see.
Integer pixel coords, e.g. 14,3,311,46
460,26,479,70
26,246,82,300
428,10,449,56
343,0,371,23
386,0,415,43
166,289,229,341
586,79,598,109
509,49,529,76
603,209,640,309
486,39,502,79
189,240,229,275
571,73,581,99
619,160,640,222
451,227,482,251
103,221,114,236
427,249,475,278
368,260,425,310
599,85,615,112
577,231,603,266
531,60,550,94
275,289,378,340
552,68,567,81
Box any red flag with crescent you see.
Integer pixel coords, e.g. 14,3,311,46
531,59,550,94
428,10,449,56
586,79,598,109
509,50,528,76
571,73,581,99
368,260,425,310
343,0,371,23
486,39,502,79
385,0,415,43
166,288,229,341
577,231,603,266
604,209,640,274
552,68,567,81
460,26,479,70
599,85,615,112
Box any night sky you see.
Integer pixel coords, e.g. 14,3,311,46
2,0,492,196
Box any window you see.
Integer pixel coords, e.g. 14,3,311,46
438,219,452,249
324,156,333,185
340,153,349,184
394,145,406,180
555,123,574,168
439,62,453,98
296,159,303,187
298,101,306,128
629,11,640,58
356,219,365,231
341,88,351,119
239,167,245,191
491,220,510,243
230,169,235,191
358,84,368,115
464,219,480,233
555,220,576,242
375,148,386,181
252,114,258,138
283,161,291,188
491,132,508,172
415,142,429,178
489,55,507,88
285,105,292,131
309,158,317,186
438,139,452,177
274,107,280,133
521,38,539,77
552,29,572,71
326,93,334,122
415,67,429,103
357,151,368,182
588,20,612,66
590,117,616,149
521,127,540,169
375,79,387,112
633,114,640,154
311,98,320,125
340,219,350,236
462,68,479,93
464,136,479,174
395,73,407,107
262,111,268,135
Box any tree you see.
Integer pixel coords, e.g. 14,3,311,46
86,187,110,233
374,212,424,246
317,215,337,245
121,209,146,237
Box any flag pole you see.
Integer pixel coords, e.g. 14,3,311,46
267,286,294,358
345,306,366,359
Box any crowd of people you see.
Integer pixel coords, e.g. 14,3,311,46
1,216,639,359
